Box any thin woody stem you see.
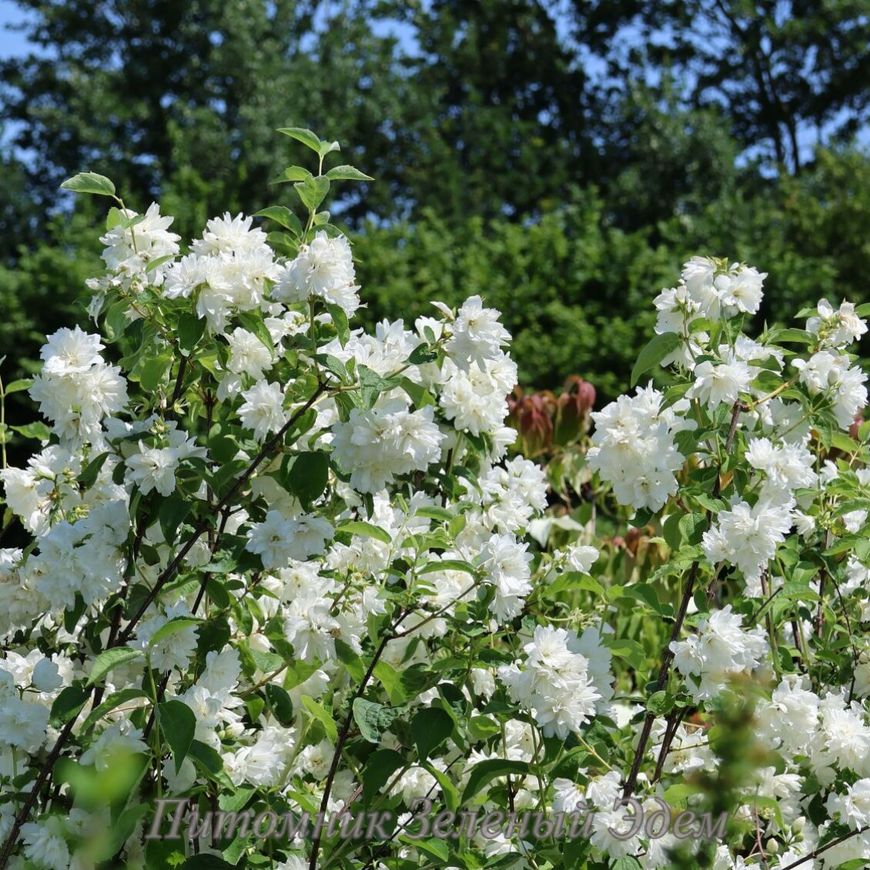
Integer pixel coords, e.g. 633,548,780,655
0,383,328,867
623,400,743,799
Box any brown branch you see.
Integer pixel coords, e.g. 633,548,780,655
0,717,79,867
779,826,868,869
308,608,410,870
0,383,328,866
118,382,326,644
623,400,743,800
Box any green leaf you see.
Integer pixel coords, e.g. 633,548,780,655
774,327,813,344
317,139,341,157
414,506,454,523
339,521,392,545
325,165,374,182
11,422,51,442
138,353,172,392
235,311,274,352
81,688,149,733
87,647,143,686
79,452,111,489
106,206,125,230
158,494,192,545
264,684,294,727
294,176,330,212
630,332,682,386
61,171,116,197
248,647,284,673
158,699,196,773
325,303,350,346
334,638,365,681
2,378,32,395
606,637,646,668
49,685,90,728
410,707,453,760
284,452,329,505
626,583,662,614
404,837,449,862
255,205,303,236
462,759,529,803
352,697,402,743
301,695,338,742
187,739,230,788
183,855,237,869
177,312,206,354
646,691,671,716
270,165,313,185
662,512,682,550
145,254,175,274
148,617,201,648
362,748,404,802
422,761,461,811
277,127,322,153
417,559,476,576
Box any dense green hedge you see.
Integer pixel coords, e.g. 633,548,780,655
2,149,868,407
355,149,870,398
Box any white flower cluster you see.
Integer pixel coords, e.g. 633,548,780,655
498,625,613,738
671,605,768,700
275,231,360,315
587,384,692,512
164,212,281,331
29,326,128,443
4,156,869,869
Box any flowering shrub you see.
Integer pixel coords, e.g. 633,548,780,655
0,130,869,870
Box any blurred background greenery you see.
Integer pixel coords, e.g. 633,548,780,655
0,0,868,406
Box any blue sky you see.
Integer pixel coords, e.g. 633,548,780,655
0,0,33,58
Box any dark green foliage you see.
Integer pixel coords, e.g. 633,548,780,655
356,150,870,398
0,0,868,406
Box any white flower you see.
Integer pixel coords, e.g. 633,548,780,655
745,437,816,497
807,299,867,348
445,295,511,369
588,385,689,512
229,720,297,788
21,816,70,870
826,778,870,829
275,231,360,314
480,456,548,531
246,510,333,570
238,381,286,441
331,398,444,493
0,693,49,752
793,351,868,429
563,544,599,574
721,264,766,315
125,426,205,496
29,328,128,443
689,354,753,409
757,675,820,754
438,357,513,436
481,533,533,621
702,498,793,582
671,605,767,700
31,658,63,693
79,722,147,771
39,326,104,375
192,212,271,257
99,202,180,281
497,625,612,738
225,327,273,379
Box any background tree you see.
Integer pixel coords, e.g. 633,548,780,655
0,0,867,420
